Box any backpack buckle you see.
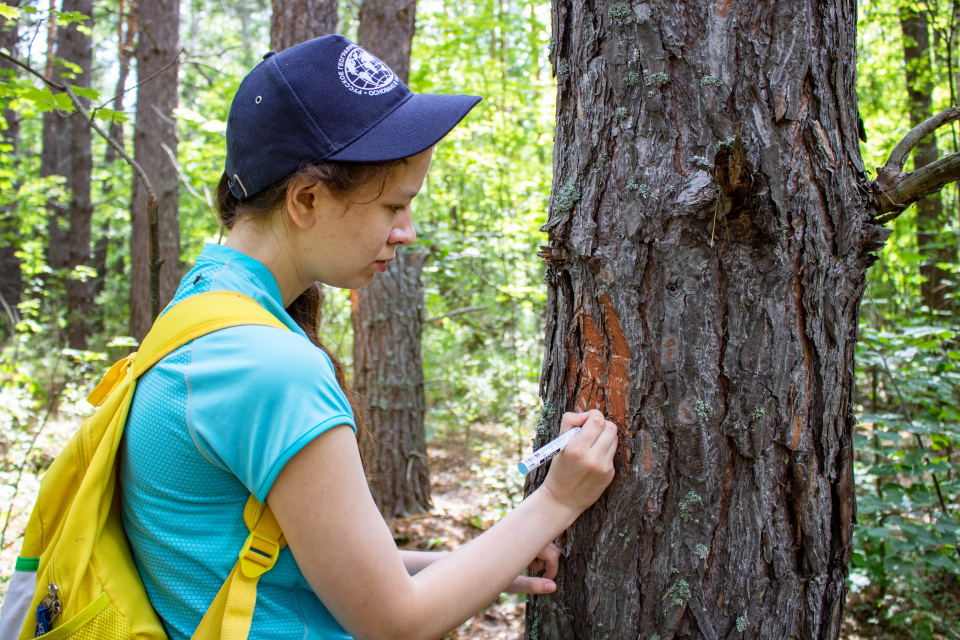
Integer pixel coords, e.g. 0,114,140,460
238,530,280,578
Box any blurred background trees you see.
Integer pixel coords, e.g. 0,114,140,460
0,0,957,637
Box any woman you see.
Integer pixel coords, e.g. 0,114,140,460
120,34,618,640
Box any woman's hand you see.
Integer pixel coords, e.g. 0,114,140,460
540,409,618,514
505,542,561,594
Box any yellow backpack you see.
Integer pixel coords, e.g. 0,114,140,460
0,291,289,640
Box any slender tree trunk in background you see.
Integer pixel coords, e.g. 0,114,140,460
94,0,137,329
355,1,430,518
271,0,338,52
41,5,67,281
40,0,94,349
130,0,180,341
104,0,136,165
0,4,21,331
525,1,883,638
351,252,431,516
901,8,956,313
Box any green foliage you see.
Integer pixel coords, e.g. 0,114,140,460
849,2,960,635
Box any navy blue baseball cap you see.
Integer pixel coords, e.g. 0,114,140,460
225,34,482,199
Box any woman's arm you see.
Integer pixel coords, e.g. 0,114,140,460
268,410,615,640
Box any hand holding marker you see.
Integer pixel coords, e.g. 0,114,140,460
518,427,582,474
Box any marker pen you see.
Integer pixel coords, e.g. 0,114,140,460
518,427,581,474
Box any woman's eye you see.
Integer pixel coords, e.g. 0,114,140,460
390,205,405,213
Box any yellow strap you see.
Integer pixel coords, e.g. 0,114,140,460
135,291,288,374
86,292,287,406
191,497,286,640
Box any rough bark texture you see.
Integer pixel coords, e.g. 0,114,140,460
354,1,430,518
271,0,338,52
41,0,94,349
130,0,180,340
357,0,417,83
524,1,883,638
351,252,431,517
901,8,955,313
0,5,21,328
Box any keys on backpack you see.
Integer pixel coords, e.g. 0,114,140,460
34,583,60,637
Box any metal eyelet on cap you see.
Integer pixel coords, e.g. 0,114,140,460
255,96,262,104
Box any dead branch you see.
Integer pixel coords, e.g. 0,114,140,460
876,150,960,217
876,105,960,191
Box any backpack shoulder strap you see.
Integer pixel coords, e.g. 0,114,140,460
87,291,288,408
135,291,288,373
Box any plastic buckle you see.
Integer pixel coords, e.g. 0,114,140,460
238,530,280,578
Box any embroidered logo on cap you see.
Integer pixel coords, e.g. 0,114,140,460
337,45,399,96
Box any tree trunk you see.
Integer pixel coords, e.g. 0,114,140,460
129,0,180,340
351,251,431,516
901,7,955,314
0,3,21,331
41,0,94,349
354,0,430,518
357,0,416,83
524,1,880,638
271,0,338,52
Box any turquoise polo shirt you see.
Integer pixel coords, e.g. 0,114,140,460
120,243,355,639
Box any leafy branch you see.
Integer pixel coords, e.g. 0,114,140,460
0,49,164,320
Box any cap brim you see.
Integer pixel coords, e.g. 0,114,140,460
327,93,482,162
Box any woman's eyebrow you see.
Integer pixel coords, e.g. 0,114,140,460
393,188,420,200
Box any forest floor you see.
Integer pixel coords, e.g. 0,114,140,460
388,423,529,640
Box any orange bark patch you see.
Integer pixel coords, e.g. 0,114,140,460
662,338,678,365
788,414,803,451
565,293,634,432
717,0,735,18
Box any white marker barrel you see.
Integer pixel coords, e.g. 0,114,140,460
518,427,582,474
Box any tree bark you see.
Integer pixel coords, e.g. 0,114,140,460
357,0,416,83
129,0,180,340
524,1,881,638
271,0,338,52
104,0,136,165
351,251,431,516
901,7,955,313
41,0,94,349
354,0,430,518
0,3,21,331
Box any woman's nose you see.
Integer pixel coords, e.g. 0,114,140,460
390,211,417,246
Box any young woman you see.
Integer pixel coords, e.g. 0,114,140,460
120,35,618,640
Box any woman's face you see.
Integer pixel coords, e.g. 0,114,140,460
303,148,433,289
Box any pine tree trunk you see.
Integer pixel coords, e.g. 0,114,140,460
524,1,879,638
129,0,180,340
901,8,955,314
354,0,430,518
351,251,431,516
41,0,94,349
357,0,416,82
271,0,338,52
0,4,21,331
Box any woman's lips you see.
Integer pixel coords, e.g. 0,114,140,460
375,260,389,272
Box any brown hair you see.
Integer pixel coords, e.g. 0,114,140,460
215,159,406,462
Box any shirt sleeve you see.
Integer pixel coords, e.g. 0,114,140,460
186,325,357,502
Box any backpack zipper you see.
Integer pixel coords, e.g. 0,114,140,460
34,582,61,636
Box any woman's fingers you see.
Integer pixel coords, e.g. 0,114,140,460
506,575,557,595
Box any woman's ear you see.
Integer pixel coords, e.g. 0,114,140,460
285,178,323,230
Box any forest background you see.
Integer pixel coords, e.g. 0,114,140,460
0,0,957,638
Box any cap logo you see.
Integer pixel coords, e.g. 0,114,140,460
337,45,399,96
